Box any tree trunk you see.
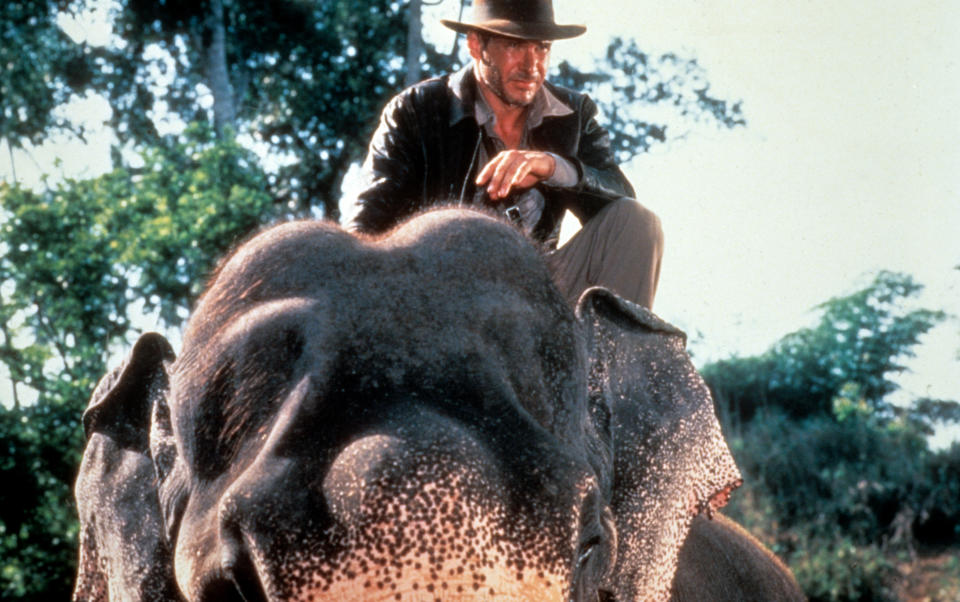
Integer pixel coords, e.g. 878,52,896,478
450,0,468,57
404,0,423,87
203,0,237,135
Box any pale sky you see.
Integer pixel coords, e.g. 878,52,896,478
3,1,959,443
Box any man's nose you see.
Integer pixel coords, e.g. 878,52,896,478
521,45,538,70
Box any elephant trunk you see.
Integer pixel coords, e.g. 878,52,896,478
187,382,597,601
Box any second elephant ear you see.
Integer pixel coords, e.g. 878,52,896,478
74,332,185,602
81,332,175,450
577,287,742,602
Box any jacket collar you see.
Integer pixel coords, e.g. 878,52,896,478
447,63,573,128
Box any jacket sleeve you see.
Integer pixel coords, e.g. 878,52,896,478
562,95,636,223
351,91,424,234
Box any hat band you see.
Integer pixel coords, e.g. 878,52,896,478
440,18,586,41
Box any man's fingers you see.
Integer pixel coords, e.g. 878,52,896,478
490,153,525,198
476,151,554,200
475,154,514,195
507,162,533,193
475,152,513,199
475,159,496,186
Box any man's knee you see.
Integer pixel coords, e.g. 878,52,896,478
633,201,664,249
607,198,664,251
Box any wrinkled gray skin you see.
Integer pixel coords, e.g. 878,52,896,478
73,208,798,601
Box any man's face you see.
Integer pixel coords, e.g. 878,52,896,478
469,33,552,108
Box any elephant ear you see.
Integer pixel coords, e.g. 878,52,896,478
74,333,185,602
577,287,742,601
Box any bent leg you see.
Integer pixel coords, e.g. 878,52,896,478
547,198,664,309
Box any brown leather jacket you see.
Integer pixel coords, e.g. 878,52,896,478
353,66,635,248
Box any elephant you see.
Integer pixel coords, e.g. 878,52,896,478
73,207,802,601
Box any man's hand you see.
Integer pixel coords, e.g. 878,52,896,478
476,150,556,201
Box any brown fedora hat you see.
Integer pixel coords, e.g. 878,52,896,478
441,0,586,41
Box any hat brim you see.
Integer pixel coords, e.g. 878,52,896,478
440,19,586,41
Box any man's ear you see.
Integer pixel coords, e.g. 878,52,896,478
466,30,484,62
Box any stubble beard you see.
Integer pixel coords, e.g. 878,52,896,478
480,59,537,108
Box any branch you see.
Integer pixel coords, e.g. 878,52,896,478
32,297,74,375
0,347,22,411
450,0,467,57
5,139,17,185
405,0,423,87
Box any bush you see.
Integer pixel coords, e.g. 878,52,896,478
725,464,899,601
723,403,960,600
915,443,960,547
789,532,898,602
729,398,937,540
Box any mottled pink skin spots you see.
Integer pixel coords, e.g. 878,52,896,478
227,434,596,601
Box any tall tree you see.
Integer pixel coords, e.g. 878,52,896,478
98,0,415,218
404,0,424,87
0,2,88,158
201,0,237,133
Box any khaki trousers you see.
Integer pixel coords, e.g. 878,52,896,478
546,198,664,310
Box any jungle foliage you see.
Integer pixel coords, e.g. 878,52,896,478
705,272,960,601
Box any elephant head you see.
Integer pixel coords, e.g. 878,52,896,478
73,208,752,601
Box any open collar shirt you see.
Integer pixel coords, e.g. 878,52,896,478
450,65,579,233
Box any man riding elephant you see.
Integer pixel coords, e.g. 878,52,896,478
69,4,807,601
353,0,664,310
